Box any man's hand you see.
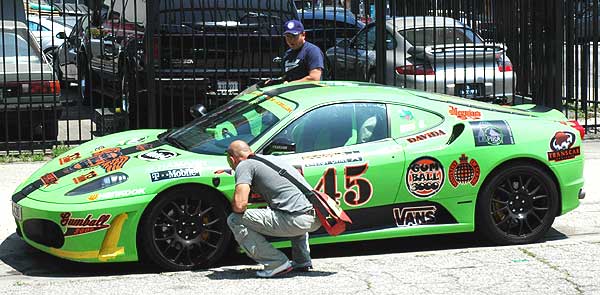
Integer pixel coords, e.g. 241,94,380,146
232,183,251,213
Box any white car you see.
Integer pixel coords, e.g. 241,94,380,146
27,16,74,59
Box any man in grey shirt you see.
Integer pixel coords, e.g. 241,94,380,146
226,140,321,278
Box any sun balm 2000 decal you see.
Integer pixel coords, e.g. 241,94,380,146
406,157,445,198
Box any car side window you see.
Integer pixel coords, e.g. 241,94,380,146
354,25,396,50
269,102,388,154
28,21,40,31
388,104,444,138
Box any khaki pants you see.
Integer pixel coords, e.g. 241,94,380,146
227,208,321,270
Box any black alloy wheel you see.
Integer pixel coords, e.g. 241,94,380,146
140,188,231,271
476,163,558,245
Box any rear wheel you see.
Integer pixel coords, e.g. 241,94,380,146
476,163,558,245
139,188,232,271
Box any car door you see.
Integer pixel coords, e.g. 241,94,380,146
261,102,406,231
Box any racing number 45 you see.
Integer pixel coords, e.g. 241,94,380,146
312,163,373,207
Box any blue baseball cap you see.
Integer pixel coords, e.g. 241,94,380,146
283,20,304,35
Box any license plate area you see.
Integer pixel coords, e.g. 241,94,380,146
455,83,483,98
217,80,239,95
12,202,22,221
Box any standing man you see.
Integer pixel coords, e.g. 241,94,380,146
226,140,321,278
282,20,325,83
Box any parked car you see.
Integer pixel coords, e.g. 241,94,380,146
326,17,515,102
1,0,26,22
27,16,74,59
12,81,584,271
52,15,90,86
0,21,63,141
83,0,298,129
298,6,364,51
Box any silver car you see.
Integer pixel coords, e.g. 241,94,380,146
1,20,63,141
327,16,514,101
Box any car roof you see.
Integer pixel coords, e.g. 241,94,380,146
0,20,28,29
386,16,465,30
259,81,537,118
299,7,360,23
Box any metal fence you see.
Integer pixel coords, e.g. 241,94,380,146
1,0,599,153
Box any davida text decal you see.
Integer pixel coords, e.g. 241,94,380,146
406,157,444,198
547,131,581,162
406,129,446,143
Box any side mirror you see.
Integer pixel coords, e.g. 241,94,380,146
56,32,67,39
265,138,296,154
190,104,208,118
272,56,282,64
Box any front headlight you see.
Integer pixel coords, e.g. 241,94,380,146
65,173,129,196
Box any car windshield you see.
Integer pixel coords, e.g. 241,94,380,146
0,32,41,64
167,95,297,155
400,27,482,46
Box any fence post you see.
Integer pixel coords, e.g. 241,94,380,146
375,0,387,84
144,0,158,128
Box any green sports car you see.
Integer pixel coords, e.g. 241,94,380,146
11,81,585,271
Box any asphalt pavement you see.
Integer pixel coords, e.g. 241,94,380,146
0,141,599,294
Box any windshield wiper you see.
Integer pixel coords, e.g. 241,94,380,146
164,135,187,150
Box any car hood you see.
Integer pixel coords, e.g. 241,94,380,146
17,129,231,204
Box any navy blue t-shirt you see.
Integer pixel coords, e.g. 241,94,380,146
283,41,324,82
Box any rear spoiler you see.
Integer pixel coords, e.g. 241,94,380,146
511,104,585,139
407,43,506,62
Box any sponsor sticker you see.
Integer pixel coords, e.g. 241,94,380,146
406,129,447,143
88,188,145,201
448,106,482,120
41,173,59,186
120,136,148,146
60,212,111,237
59,152,81,165
406,157,444,198
302,151,363,168
448,154,481,187
73,171,98,184
139,149,179,161
393,205,437,226
547,131,581,162
100,155,130,173
470,120,515,146
150,168,200,182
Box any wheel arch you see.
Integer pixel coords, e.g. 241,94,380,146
134,182,232,262
478,157,562,216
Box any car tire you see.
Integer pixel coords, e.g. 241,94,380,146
476,163,558,245
139,187,232,271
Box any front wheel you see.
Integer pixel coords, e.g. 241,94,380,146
476,163,559,245
139,188,232,271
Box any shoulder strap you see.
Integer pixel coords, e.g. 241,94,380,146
248,154,312,196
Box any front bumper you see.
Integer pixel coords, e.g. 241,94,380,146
13,193,155,263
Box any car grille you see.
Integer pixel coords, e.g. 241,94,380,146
22,219,64,248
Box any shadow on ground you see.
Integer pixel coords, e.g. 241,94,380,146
0,227,569,278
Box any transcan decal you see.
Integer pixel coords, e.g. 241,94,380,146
406,129,446,143
60,212,111,236
470,120,515,146
448,106,482,120
547,131,581,162
73,171,98,184
393,205,436,226
41,173,58,186
150,168,200,182
302,151,363,168
406,157,444,198
139,149,179,161
448,154,480,187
